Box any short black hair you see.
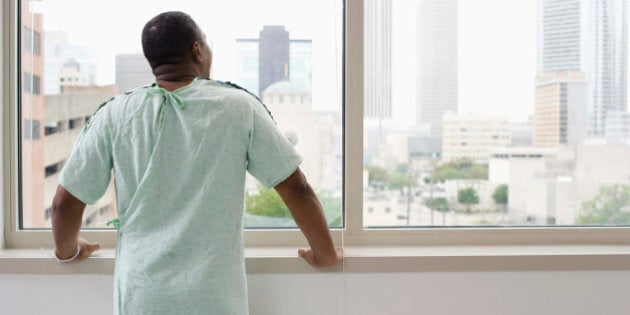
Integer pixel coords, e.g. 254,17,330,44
141,11,203,69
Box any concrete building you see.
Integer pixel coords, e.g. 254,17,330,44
21,5,45,228
58,58,89,92
491,144,630,225
364,0,392,120
43,85,119,227
115,53,154,93
538,0,628,137
604,111,630,144
43,31,97,95
442,111,511,163
511,119,534,147
416,0,458,136
534,72,588,147
257,80,342,192
236,26,312,97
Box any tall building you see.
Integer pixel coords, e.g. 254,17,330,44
604,111,630,144
43,85,119,227
236,26,312,97
442,111,511,163
364,0,392,119
259,26,290,95
534,72,588,147
416,0,458,136
43,31,97,95
538,0,628,137
115,53,154,93
21,4,45,227
58,58,90,92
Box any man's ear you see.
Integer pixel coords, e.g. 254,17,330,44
192,41,203,62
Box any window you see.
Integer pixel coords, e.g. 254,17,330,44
362,0,630,229
16,0,343,231
6,0,629,249
23,119,41,140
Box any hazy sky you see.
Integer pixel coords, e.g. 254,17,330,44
36,0,625,125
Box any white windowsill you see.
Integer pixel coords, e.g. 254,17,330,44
2,245,630,275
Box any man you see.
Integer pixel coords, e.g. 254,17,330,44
51,11,341,314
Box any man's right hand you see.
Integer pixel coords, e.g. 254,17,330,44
298,247,343,268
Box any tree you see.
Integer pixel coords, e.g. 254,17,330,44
245,186,342,225
577,185,630,225
431,159,488,182
388,173,418,193
366,165,388,188
427,197,449,225
245,186,290,218
492,184,508,212
458,188,479,213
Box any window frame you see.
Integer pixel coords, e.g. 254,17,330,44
4,0,630,249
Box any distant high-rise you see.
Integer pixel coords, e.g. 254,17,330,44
442,111,511,163
43,31,97,95
236,26,312,97
364,0,392,119
115,54,154,93
259,26,290,95
534,72,588,147
538,0,628,137
416,0,458,136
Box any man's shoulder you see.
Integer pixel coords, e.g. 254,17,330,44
206,79,275,121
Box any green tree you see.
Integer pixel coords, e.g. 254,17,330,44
245,186,342,225
492,184,508,212
431,159,488,182
366,165,388,187
395,163,409,174
458,188,479,213
577,185,630,225
427,197,449,225
245,186,290,218
388,173,417,194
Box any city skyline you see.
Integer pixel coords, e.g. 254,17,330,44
39,1,630,126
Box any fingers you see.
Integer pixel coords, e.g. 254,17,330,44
298,248,343,268
74,239,101,262
298,248,318,267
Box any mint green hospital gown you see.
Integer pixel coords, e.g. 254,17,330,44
58,78,302,314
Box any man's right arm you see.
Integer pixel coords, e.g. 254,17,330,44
274,168,342,268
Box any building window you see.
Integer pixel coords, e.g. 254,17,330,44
23,72,41,95
23,119,41,140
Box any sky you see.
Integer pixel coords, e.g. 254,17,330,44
33,0,622,125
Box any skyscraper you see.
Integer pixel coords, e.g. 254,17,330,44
259,26,290,95
534,72,588,147
538,0,628,137
235,26,312,97
21,4,45,227
416,0,458,136
364,0,392,119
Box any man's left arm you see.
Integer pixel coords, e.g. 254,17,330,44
52,185,101,261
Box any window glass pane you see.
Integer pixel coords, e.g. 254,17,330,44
363,0,630,228
19,0,343,229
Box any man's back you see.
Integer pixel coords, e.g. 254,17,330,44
59,78,302,314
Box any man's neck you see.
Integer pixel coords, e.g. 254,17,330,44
153,63,203,91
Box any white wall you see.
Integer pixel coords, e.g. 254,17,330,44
2,271,630,315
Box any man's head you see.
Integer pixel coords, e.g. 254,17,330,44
142,11,211,76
